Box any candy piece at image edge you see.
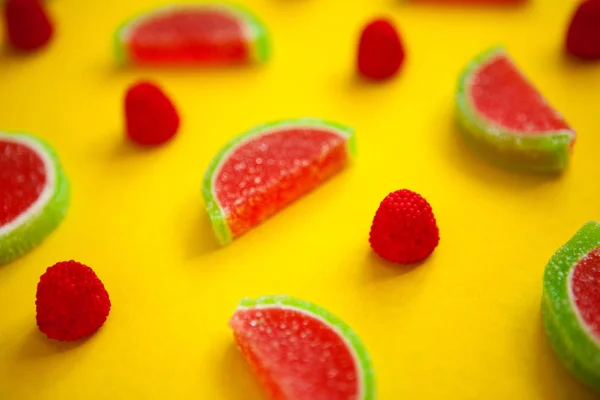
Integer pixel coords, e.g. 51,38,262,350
229,295,375,400
542,221,600,393
565,0,600,60
456,46,575,172
202,118,356,245
4,0,54,51
0,132,70,264
114,3,270,65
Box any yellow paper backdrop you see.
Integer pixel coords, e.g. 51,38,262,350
1,0,600,398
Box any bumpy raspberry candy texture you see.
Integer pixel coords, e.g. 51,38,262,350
542,221,600,393
456,47,575,172
357,18,405,80
202,118,356,245
36,261,111,341
114,3,270,65
566,0,600,60
370,189,439,264
124,81,180,146
230,295,376,400
0,132,70,264
3,0,53,51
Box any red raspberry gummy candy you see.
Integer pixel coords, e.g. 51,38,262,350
3,0,53,51
125,81,180,146
36,260,111,341
370,189,439,264
566,0,600,60
357,18,405,80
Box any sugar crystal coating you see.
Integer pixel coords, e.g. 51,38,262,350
203,119,355,245
36,260,111,341
229,295,375,400
369,189,439,264
542,221,600,393
0,133,70,265
0,140,47,226
456,47,575,172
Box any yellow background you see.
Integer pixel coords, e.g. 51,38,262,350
1,0,600,398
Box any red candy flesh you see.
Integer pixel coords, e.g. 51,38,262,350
125,81,180,146
230,307,359,399
566,0,600,60
571,246,600,339
469,55,571,133
357,18,405,80
214,128,349,239
127,9,249,64
370,189,439,264
36,261,111,341
3,0,53,51
0,140,47,226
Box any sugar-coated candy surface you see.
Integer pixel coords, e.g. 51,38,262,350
0,133,69,265
3,0,53,51
566,0,600,60
542,221,600,393
0,139,47,226
203,119,355,245
230,295,375,400
357,18,405,81
456,47,575,172
115,4,269,65
36,260,111,342
124,81,180,146
370,189,439,264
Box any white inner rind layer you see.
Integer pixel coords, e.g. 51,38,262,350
235,304,365,400
118,4,258,47
0,133,56,237
567,263,600,347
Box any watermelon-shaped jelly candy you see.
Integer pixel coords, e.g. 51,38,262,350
202,118,356,245
230,295,376,400
543,221,600,393
0,132,70,264
456,47,575,173
114,3,269,66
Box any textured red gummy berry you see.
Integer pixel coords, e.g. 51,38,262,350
3,0,53,51
370,189,439,264
125,81,180,146
357,18,405,80
566,0,600,60
36,261,110,341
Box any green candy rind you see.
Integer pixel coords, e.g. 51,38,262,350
201,118,355,246
456,46,575,173
114,3,270,65
237,295,376,400
0,133,70,265
542,221,600,393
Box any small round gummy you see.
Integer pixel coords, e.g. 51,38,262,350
36,260,111,341
370,189,439,264
357,18,405,80
124,81,180,146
